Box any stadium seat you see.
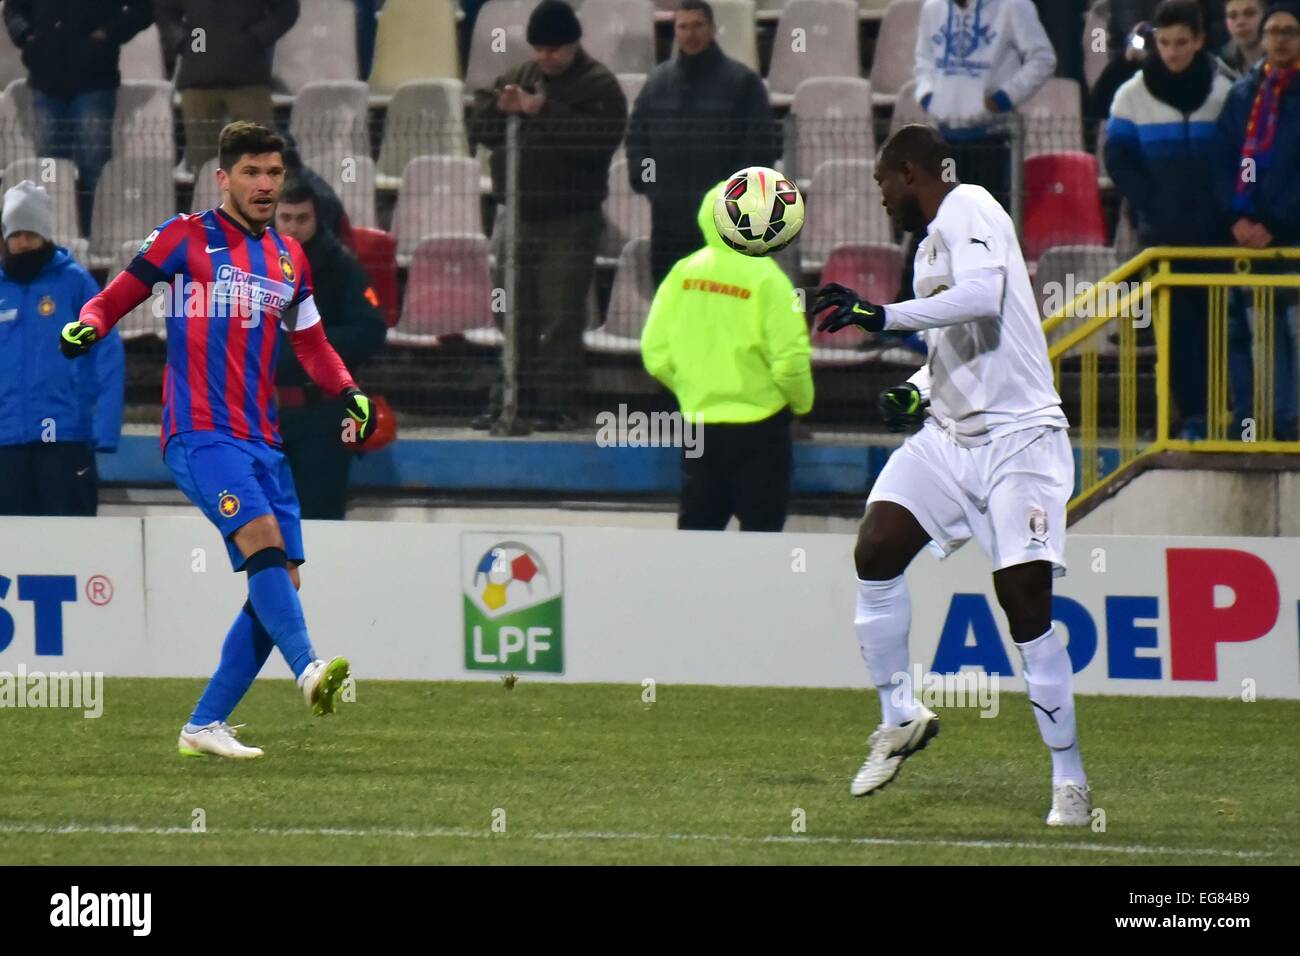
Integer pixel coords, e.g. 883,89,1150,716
2,158,85,255
579,0,656,76
376,80,470,189
0,86,36,171
1035,244,1121,357
585,237,653,353
1021,77,1084,157
788,77,874,186
670,0,758,71
306,151,378,230
391,156,483,265
289,81,371,166
766,0,860,105
465,0,540,92
113,239,166,340
390,234,494,346
812,241,905,364
859,0,895,17
273,0,360,95
888,78,931,137
89,157,174,268
802,158,893,272
601,156,651,262
352,226,400,327
1022,152,1107,262
113,80,174,160
119,25,166,82
189,157,221,213
0,26,23,89
869,0,923,106
369,0,460,97
616,73,647,110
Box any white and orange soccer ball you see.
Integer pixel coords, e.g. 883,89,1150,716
713,166,805,256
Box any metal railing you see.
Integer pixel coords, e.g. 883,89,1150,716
1044,247,1300,518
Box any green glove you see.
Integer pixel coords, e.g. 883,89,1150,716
342,387,375,444
60,321,99,358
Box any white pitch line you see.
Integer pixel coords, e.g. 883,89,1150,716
0,822,1274,859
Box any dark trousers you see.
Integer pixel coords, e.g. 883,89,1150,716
679,409,793,532
650,201,703,288
490,208,602,414
0,442,98,516
279,405,353,520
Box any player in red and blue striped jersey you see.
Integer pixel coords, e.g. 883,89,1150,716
60,123,370,759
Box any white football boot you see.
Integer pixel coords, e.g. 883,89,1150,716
178,722,264,759
1047,782,1093,826
850,705,940,796
298,657,351,716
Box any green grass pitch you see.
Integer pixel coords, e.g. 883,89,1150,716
3,679,1296,865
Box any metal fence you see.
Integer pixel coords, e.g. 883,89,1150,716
1,101,1125,436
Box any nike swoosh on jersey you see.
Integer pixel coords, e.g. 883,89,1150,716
205,244,228,253
75,467,90,476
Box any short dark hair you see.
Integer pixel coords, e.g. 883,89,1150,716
1154,0,1204,34
878,124,953,179
280,177,318,211
218,121,286,172
677,0,714,23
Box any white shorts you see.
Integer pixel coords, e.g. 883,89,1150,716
867,421,1073,575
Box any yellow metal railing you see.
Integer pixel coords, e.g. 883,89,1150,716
1043,247,1300,517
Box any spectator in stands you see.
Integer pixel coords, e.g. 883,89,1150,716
0,181,123,516
156,0,300,177
641,181,813,532
1107,0,1234,439
1221,0,1266,72
280,131,354,249
3,1,153,232
1032,0,1090,84
273,178,387,519
1110,0,1230,55
1215,0,1300,440
626,0,779,286
915,0,1056,211
469,0,627,433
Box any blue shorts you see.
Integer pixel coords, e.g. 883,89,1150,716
164,430,305,571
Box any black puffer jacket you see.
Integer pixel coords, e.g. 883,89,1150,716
625,42,779,212
3,1,153,97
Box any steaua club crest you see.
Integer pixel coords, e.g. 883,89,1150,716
218,491,241,518
279,253,295,284
38,295,55,316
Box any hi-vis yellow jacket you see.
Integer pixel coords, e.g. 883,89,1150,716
640,182,814,424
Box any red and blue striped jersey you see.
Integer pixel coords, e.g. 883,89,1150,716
126,208,321,447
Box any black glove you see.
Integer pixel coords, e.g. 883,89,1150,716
878,383,925,433
812,282,886,334
60,321,99,358
341,387,376,444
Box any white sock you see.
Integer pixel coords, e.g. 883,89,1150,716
1016,626,1086,786
855,575,919,727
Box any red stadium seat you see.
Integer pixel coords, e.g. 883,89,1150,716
390,234,494,346
813,242,904,360
1022,152,1107,262
351,226,399,327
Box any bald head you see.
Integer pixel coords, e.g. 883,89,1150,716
878,124,954,180
873,124,958,233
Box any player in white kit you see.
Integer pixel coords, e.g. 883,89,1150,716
812,125,1090,826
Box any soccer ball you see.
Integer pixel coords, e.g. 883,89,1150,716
713,166,805,256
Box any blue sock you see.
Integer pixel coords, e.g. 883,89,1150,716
189,603,275,727
244,547,316,680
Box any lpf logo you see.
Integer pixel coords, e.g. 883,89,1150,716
461,533,563,674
